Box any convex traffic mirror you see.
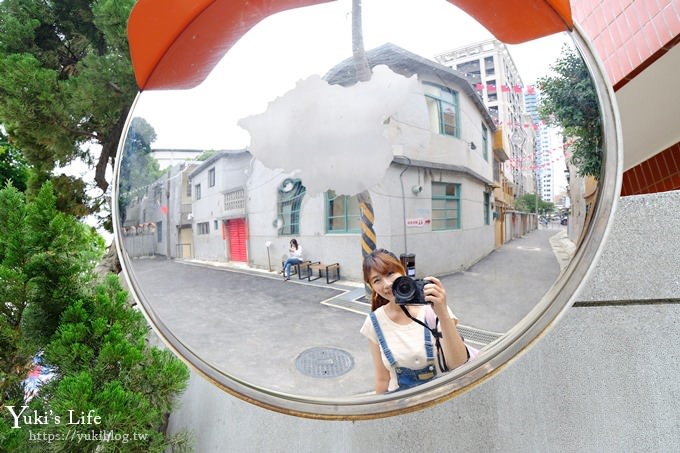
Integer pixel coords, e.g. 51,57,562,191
114,0,622,418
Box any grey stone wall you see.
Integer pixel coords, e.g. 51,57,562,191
167,190,680,453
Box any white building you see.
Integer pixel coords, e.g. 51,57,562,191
123,44,502,281
435,39,536,200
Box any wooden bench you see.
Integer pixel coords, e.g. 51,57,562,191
307,262,341,284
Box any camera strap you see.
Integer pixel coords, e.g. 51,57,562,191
399,305,449,372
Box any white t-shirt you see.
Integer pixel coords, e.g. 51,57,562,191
360,304,456,392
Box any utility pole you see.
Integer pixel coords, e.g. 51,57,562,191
352,0,376,298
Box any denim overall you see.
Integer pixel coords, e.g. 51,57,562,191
369,312,436,392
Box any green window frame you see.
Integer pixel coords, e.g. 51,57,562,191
424,83,460,138
325,190,361,233
277,178,306,236
484,192,490,225
432,182,461,230
482,124,489,161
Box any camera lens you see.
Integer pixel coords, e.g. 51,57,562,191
393,276,415,300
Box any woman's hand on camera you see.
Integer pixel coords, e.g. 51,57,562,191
423,276,449,316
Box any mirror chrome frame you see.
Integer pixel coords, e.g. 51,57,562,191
112,22,622,419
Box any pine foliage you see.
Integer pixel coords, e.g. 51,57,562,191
0,182,190,452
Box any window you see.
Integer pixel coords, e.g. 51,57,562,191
195,184,201,200
186,181,191,197
214,220,218,230
326,190,360,233
482,124,489,161
277,178,305,235
483,192,490,225
153,186,162,205
224,188,245,211
157,221,163,242
424,83,459,138
208,168,216,187
197,222,210,235
484,56,495,76
431,182,461,230
489,106,498,122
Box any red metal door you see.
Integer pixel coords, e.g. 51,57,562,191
227,218,247,262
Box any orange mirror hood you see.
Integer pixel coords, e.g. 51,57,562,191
127,0,573,90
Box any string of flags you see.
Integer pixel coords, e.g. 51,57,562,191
475,83,536,95
497,119,550,131
505,150,573,172
507,156,568,172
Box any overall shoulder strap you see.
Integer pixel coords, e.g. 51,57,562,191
400,305,444,369
369,311,396,366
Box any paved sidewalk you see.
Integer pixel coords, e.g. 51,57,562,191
134,225,573,396
443,226,571,333
322,225,572,336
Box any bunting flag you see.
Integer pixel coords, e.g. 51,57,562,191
496,118,572,131
505,150,573,172
475,83,537,96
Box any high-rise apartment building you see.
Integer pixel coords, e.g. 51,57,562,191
524,90,567,204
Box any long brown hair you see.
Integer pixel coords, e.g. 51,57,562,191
362,249,405,311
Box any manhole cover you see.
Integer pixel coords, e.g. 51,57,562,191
295,347,354,378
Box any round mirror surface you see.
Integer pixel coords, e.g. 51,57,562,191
114,0,621,417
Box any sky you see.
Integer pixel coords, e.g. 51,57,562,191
133,0,572,151
50,0,573,243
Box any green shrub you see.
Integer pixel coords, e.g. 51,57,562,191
0,182,191,452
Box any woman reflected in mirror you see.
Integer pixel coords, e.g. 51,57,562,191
360,249,472,394
282,238,303,281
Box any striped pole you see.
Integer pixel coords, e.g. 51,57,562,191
358,190,376,297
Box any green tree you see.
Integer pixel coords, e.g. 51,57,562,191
514,193,555,215
0,183,190,452
0,181,104,431
1,276,191,452
537,44,602,180
0,183,30,405
33,275,190,452
117,117,162,225
0,129,30,192
0,182,103,367
0,0,138,217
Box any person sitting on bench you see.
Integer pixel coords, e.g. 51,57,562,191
283,238,303,281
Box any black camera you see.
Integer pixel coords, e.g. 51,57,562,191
393,276,429,305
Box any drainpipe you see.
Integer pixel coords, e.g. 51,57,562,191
398,157,412,254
